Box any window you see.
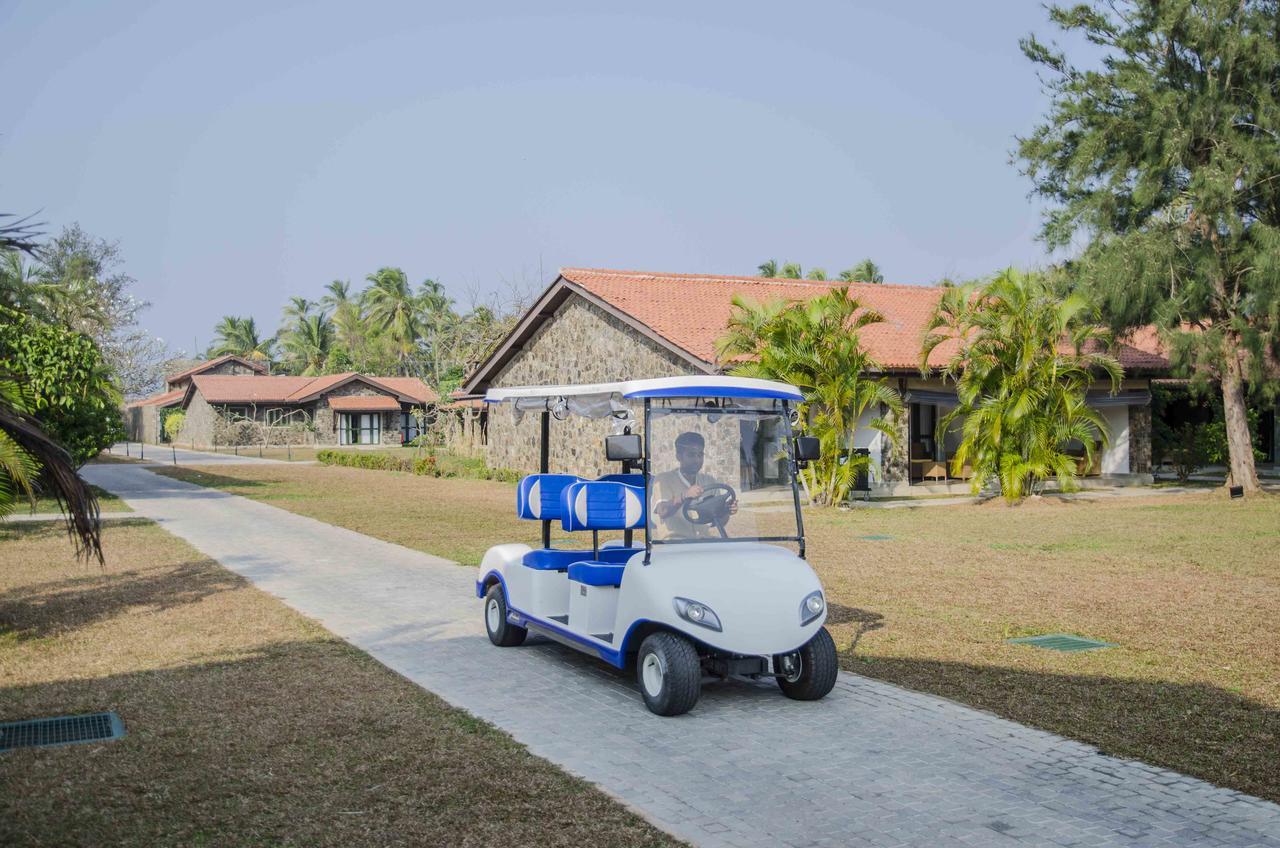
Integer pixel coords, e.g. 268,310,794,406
221,405,250,420
401,411,422,445
339,412,381,445
265,408,289,426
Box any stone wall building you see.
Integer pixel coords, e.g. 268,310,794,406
125,355,437,448
460,268,1173,494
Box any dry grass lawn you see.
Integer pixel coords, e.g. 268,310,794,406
29,484,130,515
0,519,683,848
155,462,1280,803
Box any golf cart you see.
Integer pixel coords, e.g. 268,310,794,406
475,376,838,716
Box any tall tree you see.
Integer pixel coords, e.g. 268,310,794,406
921,269,1123,502
417,278,457,386
280,313,334,376
363,267,421,374
1018,0,1280,493
757,259,778,278
719,287,902,505
840,259,883,284
210,316,274,363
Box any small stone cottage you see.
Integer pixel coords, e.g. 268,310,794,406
125,355,437,447
457,268,1173,494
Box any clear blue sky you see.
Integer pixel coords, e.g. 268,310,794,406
1,1,1081,353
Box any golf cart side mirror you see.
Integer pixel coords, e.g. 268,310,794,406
794,436,821,462
605,434,643,462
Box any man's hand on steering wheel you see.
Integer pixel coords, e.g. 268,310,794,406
680,483,738,537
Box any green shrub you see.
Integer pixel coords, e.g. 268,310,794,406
316,447,520,482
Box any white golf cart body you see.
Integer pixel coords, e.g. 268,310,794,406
475,376,832,711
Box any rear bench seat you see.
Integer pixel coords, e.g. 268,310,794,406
558,480,647,587
516,473,646,573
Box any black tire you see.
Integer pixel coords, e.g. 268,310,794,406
484,584,527,647
636,632,701,716
776,627,838,701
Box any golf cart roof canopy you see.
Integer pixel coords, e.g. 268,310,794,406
485,376,803,404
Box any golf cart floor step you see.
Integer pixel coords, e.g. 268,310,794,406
592,632,613,643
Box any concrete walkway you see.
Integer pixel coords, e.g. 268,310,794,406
82,464,1280,848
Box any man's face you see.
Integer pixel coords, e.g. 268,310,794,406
676,442,704,476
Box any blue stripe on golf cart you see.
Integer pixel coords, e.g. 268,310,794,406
479,569,652,667
622,385,802,400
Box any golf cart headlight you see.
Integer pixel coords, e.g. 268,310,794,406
673,597,722,632
800,591,825,626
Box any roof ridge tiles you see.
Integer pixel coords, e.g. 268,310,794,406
560,267,941,293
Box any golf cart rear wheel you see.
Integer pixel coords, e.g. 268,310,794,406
484,584,526,647
636,632,701,716
776,627,838,701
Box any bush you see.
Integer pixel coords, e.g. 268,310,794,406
1163,423,1211,483
0,305,122,464
316,449,413,473
316,447,520,482
162,410,186,443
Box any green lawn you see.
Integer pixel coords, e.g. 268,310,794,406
0,519,683,847
154,462,1280,804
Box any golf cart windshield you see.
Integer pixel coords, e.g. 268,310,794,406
646,399,802,547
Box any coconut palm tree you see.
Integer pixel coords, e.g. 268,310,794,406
757,259,778,278
281,313,334,376
719,287,903,505
363,267,421,374
806,268,828,281
920,268,1122,502
210,316,275,363
840,259,883,284
417,278,456,386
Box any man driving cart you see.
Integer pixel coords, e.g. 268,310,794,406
652,431,738,539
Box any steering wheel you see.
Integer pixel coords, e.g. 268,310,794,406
681,483,738,538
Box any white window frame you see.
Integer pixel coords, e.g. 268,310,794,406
339,412,382,445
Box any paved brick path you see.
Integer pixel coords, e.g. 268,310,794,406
83,465,1280,848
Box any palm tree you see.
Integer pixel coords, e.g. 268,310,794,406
840,259,883,284
0,375,102,561
417,278,457,387
806,268,828,281
719,287,903,505
281,296,314,324
281,313,334,376
920,268,1122,502
210,316,274,363
780,263,803,279
757,260,778,278
363,267,421,374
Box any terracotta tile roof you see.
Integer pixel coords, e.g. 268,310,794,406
126,388,186,408
166,354,267,385
374,377,439,404
558,268,1170,373
190,374,318,403
187,373,439,405
327,394,403,412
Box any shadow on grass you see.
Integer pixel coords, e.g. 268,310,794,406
0,558,243,640
145,468,271,491
0,639,680,848
843,653,1280,805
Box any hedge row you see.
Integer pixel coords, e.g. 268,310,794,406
315,449,521,483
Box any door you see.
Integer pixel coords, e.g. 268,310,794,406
339,412,381,445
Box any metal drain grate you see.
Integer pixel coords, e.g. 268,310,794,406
859,534,894,541
0,712,125,751
1006,633,1115,652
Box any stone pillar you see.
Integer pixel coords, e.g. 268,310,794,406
1128,404,1152,474
883,400,910,484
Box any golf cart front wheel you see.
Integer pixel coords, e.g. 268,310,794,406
484,584,526,647
636,632,701,716
776,627,838,701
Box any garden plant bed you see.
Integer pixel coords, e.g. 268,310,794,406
154,462,1280,803
0,519,683,848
